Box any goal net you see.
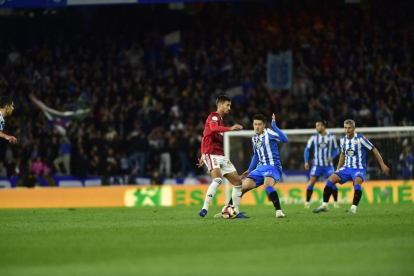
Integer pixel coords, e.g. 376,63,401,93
223,126,414,201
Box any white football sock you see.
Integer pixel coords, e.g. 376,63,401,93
231,185,242,212
322,202,329,207
202,178,222,210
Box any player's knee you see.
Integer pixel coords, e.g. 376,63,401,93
242,178,256,192
328,174,339,183
263,179,276,187
355,177,363,185
233,178,242,186
212,178,222,185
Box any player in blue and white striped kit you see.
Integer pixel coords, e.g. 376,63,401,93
313,119,390,214
304,121,339,208
236,113,289,218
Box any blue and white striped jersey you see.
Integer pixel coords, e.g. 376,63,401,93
0,111,4,131
340,133,374,170
305,133,338,167
252,128,283,171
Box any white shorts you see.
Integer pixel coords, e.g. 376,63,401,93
202,154,237,176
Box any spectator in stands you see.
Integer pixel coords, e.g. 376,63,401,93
31,157,44,177
127,122,148,176
0,161,7,177
0,1,412,180
53,138,71,175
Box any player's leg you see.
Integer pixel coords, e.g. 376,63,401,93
325,166,340,208
214,175,256,218
223,171,242,212
305,176,318,208
349,176,364,214
263,177,285,218
305,165,320,208
224,177,255,205
312,173,342,213
215,167,263,218
332,184,340,208
233,177,256,218
198,154,223,217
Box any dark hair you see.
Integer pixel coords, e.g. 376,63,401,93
253,114,266,123
0,96,12,109
216,95,232,106
317,120,328,127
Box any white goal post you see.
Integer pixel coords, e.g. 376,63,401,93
223,126,414,202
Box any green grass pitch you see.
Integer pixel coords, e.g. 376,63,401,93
0,204,413,276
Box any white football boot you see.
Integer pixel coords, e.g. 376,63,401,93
348,205,357,214
276,210,286,218
312,203,329,213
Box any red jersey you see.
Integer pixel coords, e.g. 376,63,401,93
201,112,230,155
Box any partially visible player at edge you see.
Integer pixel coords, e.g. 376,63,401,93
215,113,289,218
304,120,339,208
197,95,245,218
0,96,17,145
313,119,390,214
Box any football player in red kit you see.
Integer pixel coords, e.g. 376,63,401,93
197,95,246,218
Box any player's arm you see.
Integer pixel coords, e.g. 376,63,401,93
331,148,339,159
209,121,242,132
0,131,17,144
241,153,259,180
327,147,339,164
372,148,390,176
329,135,339,163
197,139,205,167
270,113,288,143
336,152,345,170
304,137,313,170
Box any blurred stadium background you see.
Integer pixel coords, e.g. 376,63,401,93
0,0,413,189
0,1,413,276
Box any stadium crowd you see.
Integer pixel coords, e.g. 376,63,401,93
0,1,413,183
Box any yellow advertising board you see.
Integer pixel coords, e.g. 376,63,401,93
167,180,414,206
0,180,412,209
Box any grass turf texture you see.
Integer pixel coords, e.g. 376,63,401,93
0,204,413,276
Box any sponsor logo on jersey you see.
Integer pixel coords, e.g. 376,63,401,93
319,142,327,148
346,148,355,156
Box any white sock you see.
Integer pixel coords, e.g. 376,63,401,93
231,185,242,212
322,202,329,207
350,205,357,210
202,178,222,210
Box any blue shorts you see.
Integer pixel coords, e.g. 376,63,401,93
310,165,334,179
247,165,282,187
334,167,366,184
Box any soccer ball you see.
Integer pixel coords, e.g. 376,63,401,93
221,205,238,219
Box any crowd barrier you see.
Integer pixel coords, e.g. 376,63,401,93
0,180,412,209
